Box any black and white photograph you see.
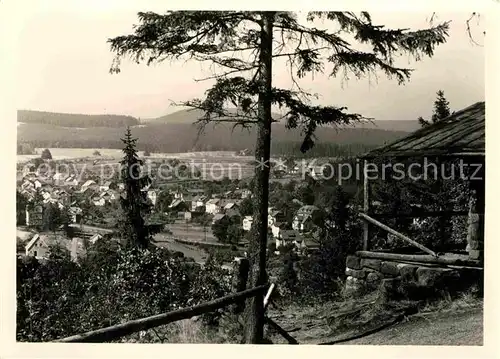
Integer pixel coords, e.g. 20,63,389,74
3,0,496,352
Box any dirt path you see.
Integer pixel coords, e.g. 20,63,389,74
341,307,483,345
268,298,483,346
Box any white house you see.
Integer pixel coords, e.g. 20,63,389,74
69,206,83,223
206,199,221,214
308,165,325,179
65,175,79,187
43,198,64,210
173,190,185,200
100,181,117,192
90,233,103,245
33,179,42,189
25,234,49,259
242,216,253,231
92,196,106,207
25,233,84,262
52,172,68,184
26,204,44,227
275,230,302,250
191,195,206,212
21,180,34,191
239,189,252,199
268,208,284,228
81,180,97,190
270,223,282,238
147,190,158,206
292,205,322,232
224,202,238,211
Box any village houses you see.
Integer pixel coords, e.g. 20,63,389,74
205,198,221,214
242,216,253,231
292,205,323,233
191,195,207,212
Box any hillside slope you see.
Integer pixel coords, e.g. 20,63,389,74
144,108,421,132
18,110,139,128
17,108,416,155
17,121,408,155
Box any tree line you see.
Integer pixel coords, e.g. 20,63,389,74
18,122,408,154
18,110,139,128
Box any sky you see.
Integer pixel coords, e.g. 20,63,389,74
11,4,485,122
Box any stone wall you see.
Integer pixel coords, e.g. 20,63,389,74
344,252,483,300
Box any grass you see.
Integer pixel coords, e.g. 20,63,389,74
418,285,483,314
116,287,483,344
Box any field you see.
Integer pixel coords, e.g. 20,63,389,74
17,148,280,180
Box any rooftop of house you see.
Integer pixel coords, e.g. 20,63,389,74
219,199,236,207
226,208,241,218
361,101,485,159
187,188,205,194
280,230,302,241
25,233,42,252
82,180,96,187
213,213,226,221
269,209,283,217
295,205,320,217
169,199,185,208
206,198,220,205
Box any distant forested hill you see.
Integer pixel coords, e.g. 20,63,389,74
17,108,415,155
18,110,139,128
17,120,408,156
144,108,421,132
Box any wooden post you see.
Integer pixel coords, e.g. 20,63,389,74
436,157,447,248
263,283,275,311
232,257,250,314
363,159,370,251
467,159,484,262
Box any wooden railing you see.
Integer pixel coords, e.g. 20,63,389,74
57,285,270,343
56,263,298,344
359,212,438,257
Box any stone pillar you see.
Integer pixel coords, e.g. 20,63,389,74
467,159,484,262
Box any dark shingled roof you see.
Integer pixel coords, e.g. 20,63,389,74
361,101,485,158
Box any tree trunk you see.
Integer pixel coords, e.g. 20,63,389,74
243,11,274,344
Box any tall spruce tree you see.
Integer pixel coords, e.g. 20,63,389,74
418,90,451,127
108,11,450,343
117,127,158,249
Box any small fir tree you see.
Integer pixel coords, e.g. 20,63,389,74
117,127,160,249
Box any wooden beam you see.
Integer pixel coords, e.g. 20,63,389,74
359,213,438,257
363,159,370,251
265,317,299,344
361,151,484,160
355,251,482,267
57,285,269,343
372,210,469,219
263,283,275,311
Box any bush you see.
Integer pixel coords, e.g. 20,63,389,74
16,244,232,342
41,148,52,160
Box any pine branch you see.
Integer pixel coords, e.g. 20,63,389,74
109,11,451,153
